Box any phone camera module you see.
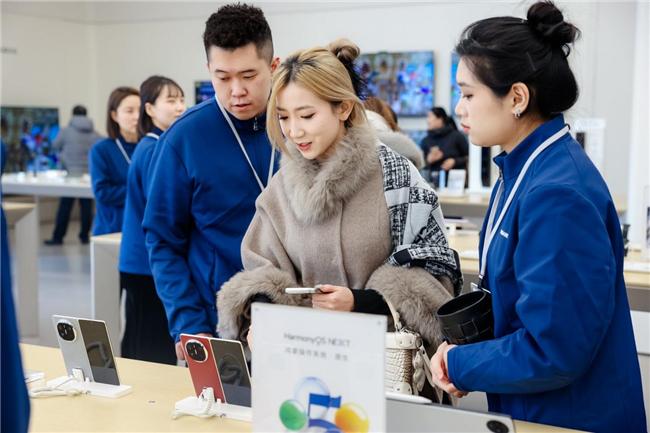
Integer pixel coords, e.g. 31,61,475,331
56,321,76,342
185,340,207,362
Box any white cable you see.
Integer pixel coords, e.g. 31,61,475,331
29,376,89,398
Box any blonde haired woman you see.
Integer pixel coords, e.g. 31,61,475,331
217,40,462,389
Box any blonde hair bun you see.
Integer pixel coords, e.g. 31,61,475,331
327,38,360,64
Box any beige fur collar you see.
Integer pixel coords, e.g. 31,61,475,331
280,125,380,224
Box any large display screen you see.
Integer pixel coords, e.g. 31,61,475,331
358,51,434,117
194,81,215,105
1,106,59,172
450,52,461,118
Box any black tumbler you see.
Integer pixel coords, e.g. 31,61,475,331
436,290,494,345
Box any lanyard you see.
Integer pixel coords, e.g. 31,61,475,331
114,138,131,165
146,132,160,140
474,125,569,293
214,96,275,192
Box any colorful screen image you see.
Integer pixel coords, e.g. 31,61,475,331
358,51,434,117
194,81,215,105
1,106,59,173
450,52,461,119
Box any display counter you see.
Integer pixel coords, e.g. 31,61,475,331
4,201,39,337
21,344,583,432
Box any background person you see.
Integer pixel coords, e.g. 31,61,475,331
363,96,424,169
119,76,185,365
45,105,100,245
421,106,468,172
89,87,140,236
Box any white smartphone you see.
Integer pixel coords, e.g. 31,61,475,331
284,287,322,295
52,315,120,386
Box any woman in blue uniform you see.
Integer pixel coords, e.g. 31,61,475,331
119,76,185,364
430,2,646,432
89,87,140,235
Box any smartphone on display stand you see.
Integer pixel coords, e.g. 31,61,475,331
180,334,226,402
52,315,120,385
210,338,252,407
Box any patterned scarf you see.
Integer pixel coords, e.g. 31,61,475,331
378,144,463,296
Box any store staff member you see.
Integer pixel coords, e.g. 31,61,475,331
430,2,646,433
89,87,140,235
119,76,186,365
143,3,279,361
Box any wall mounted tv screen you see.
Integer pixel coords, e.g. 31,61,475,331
195,81,215,105
450,52,461,119
358,51,434,117
1,106,59,173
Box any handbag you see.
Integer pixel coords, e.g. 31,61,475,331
384,297,436,396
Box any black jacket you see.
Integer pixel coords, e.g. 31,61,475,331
420,125,469,171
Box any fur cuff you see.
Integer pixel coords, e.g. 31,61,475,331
366,264,453,346
217,267,308,339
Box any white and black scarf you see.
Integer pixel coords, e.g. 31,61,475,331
378,144,463,296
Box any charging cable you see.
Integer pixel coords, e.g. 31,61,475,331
171,387,222,419
29,369,90,399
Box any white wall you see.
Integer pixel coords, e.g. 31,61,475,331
0,13,100,128
1,1,642,198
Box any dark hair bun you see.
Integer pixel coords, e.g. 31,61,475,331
527,1,579,48
328,38,360,64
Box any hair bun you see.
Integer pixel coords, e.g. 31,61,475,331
327,38,360,64
527,1,579,48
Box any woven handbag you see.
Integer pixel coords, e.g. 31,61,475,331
384,298,435,396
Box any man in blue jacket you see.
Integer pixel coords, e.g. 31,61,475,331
143,3,279,360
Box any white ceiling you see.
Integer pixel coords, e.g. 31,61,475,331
0,1,408,25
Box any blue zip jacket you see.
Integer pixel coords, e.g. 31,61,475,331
1,141,30,433
119,127,162,275
447,116,646,432
89,136,137,235
143,98,278,341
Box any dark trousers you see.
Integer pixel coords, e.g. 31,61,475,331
119,272,176,365
51,197,93,241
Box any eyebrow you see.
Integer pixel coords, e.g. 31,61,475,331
213,68,258,75
457,81,473,88
276,105,314,111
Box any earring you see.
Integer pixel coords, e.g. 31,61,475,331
514,110,521,119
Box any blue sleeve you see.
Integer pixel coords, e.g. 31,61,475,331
89,145,126,206
448,185,616,394
143,143,212,341
1,210,30,433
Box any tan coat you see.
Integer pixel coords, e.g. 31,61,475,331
217,125,453,346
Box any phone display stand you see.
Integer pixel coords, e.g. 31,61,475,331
173,387,252,422
47,372,132,398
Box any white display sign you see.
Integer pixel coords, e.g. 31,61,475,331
251,303,386,433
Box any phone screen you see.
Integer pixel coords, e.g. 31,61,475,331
210,339,251,407
78,319,120,385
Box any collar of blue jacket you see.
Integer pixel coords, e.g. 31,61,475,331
150,126,164,137
224,106,267,133
493,115,567,180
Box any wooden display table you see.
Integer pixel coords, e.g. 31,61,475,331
21,344,582,432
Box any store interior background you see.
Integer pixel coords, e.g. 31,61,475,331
1,0,649,421
2,1,648,244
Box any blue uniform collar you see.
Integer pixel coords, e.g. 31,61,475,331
493,115,567,180
117,134,138,147
215,98,266,133
150,126,164,137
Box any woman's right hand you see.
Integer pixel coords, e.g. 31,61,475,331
427,146,444,164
